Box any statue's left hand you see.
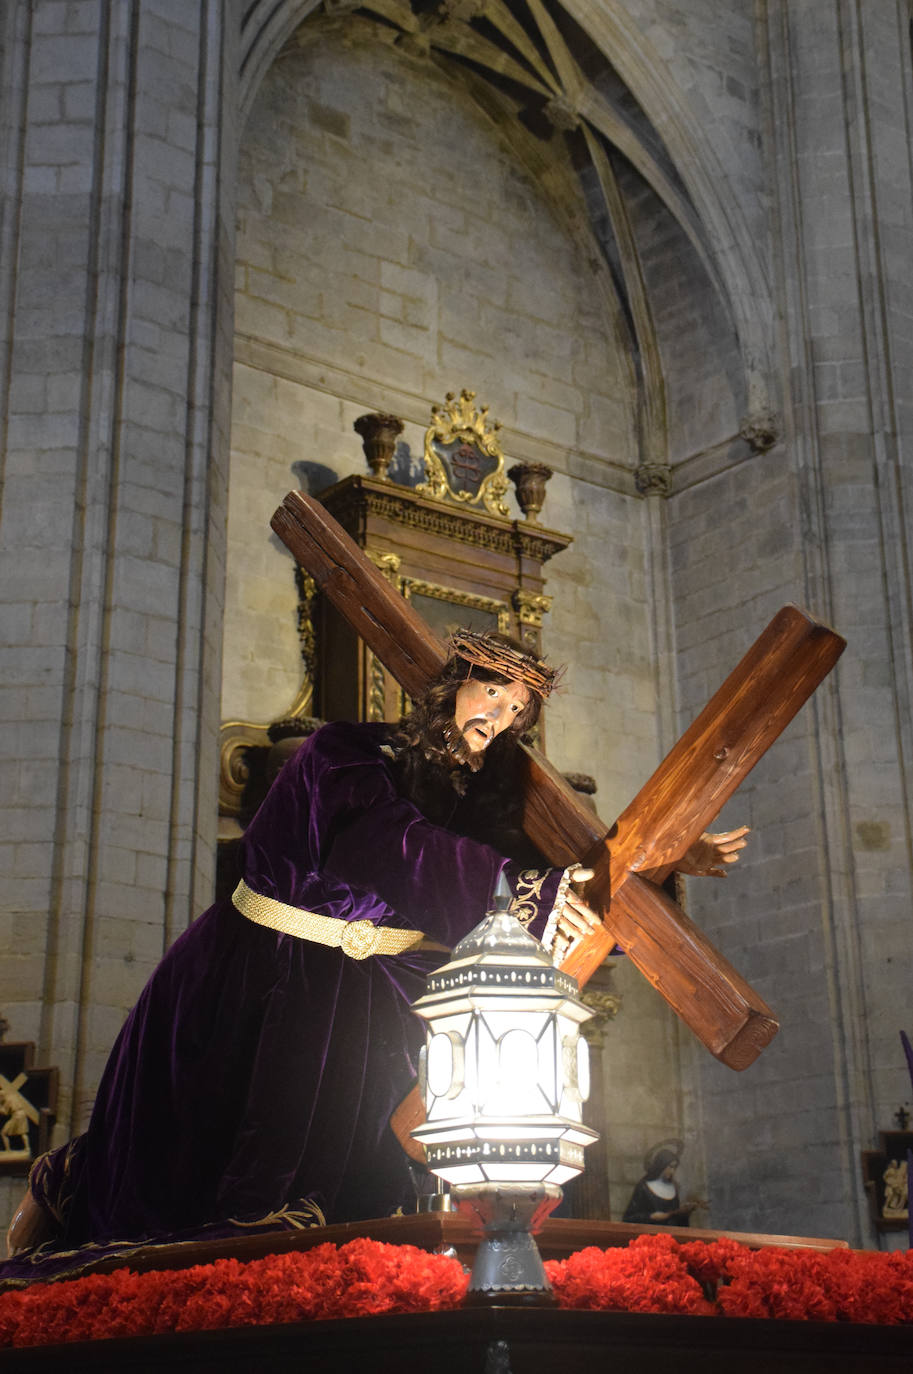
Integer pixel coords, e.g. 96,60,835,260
676,825,750,877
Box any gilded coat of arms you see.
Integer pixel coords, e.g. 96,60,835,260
418,389,510,517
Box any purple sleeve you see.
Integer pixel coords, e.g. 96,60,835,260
27,1135,86,1231
242,724,562,948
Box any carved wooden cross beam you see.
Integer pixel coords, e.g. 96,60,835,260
272,491,845,1071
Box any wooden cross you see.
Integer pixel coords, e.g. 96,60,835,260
271,491,845,1071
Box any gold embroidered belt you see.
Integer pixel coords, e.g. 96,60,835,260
232,880,424,961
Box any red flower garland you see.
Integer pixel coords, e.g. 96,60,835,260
707,1243,913,1324
2,1235,913,1349
545,1236,913,1326
0,1239,468,1349
544,1234,715,1316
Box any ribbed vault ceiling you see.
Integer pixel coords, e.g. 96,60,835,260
257,0,769,482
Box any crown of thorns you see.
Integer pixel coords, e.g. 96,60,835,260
447,630,559,699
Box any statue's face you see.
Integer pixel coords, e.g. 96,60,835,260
453,678,531,753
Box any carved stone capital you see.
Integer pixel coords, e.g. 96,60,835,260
396,30,432,57
738,410,779,454
580,986,622,1047
634,461,672,498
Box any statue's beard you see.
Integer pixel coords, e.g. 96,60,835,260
442,719,487,772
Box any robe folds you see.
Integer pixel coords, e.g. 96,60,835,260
33,722,566,1249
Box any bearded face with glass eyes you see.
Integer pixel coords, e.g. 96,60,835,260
392,632,544,785
451,675,531,756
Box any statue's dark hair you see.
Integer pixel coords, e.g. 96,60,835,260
390,633,545,861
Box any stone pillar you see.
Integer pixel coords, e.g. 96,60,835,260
0,0,239,1162
739,0,913,1245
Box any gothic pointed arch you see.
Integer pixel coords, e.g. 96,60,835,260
237,0,773,483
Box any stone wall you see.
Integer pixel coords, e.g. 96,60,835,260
566,0,775,440
617,0,765,230
667,0,913,1246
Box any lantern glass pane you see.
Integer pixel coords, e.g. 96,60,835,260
537,1023,558,1109
484,1010,550,1040
424,1125,474,1143
546,1163,580,1185
562,1124,597,1145
577,1034,590,1102
475,1017,498,1107
494,1029,541,1116
429,1083,472,1120
427,1033,454,1098
476,1124,560,1141
439,1163,485,1185
483,1162,551,1182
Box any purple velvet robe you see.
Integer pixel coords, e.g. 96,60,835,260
45,722,563,1247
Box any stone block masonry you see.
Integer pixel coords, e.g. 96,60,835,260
0,0,236,1158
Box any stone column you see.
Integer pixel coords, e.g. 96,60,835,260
0,0,240,1164
743,0,913,1246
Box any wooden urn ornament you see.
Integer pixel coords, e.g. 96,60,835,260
508,462,553,522
353,412,404,482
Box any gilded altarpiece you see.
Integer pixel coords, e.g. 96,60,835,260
313,474,570,734
219,393,572,848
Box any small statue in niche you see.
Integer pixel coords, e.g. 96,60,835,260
882,1158,909,1217
622,1141,708,1227
0,1074,38,1160
0,1034,57,1174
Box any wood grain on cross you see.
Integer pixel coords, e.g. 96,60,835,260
271,491,845,1071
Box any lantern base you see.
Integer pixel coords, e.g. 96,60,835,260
453,1182,563,1306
